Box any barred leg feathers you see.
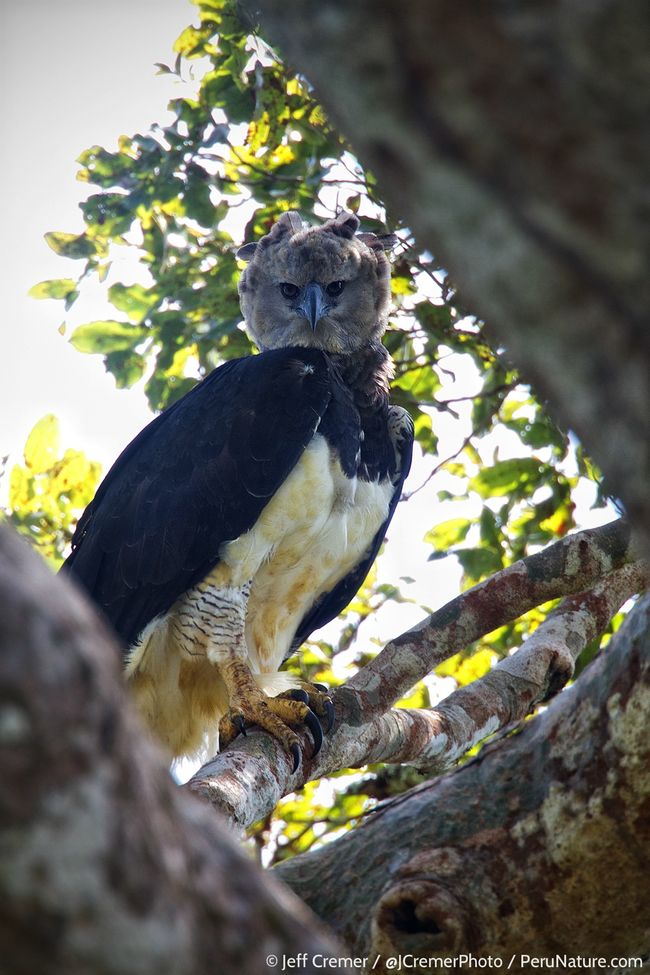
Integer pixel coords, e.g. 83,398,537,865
124,588,323,766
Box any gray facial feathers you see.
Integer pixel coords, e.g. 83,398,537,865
237,211,393,354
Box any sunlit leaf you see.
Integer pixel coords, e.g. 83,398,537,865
108,283,157,323
9,465,30,510
470,458,546,499
479,506,501,548
69,320,148,354
174,25,210,58
424,517,471,551
24,415,60,474
437,648,496,685
44,231,96,259
51,450,92,495
29,278,78,301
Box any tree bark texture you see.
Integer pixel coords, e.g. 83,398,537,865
239,0,650,554
0,526,342,975
275,593,650,970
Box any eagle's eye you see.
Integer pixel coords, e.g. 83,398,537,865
326,281,345,297
280,282,299,299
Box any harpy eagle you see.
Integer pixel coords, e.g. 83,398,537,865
63,210,413,768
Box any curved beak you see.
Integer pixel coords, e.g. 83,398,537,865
297,282,329,331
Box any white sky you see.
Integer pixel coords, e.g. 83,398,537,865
0,0,612,661
0,0,188,469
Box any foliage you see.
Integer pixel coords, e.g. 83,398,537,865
24,0,610,860
3,416,101,568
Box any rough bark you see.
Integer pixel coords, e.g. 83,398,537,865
238,0,650,555
189,519,644,829
274,593,650,970
0,525,343,975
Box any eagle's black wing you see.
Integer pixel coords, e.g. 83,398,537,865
289,409,414,653
63,347,333,648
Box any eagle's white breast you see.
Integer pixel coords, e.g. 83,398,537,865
223,432,394,671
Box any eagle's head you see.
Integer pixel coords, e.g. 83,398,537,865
237,211,396,354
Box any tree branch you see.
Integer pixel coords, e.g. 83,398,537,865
0,525,343,974
189,519,641,828
343,518,634,717
274,593,650,965
412,558,648,771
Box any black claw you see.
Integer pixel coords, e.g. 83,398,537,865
304,708,323,757
290,742,301,773
234,714,247,737
324,699,335,734
313,682,328,692
286,688,309,703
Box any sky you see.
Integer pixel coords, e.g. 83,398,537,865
0,0,612,665
0,0,191,469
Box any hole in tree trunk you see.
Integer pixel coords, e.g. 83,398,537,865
393,898,441,935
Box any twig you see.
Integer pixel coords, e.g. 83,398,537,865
401,432,474,501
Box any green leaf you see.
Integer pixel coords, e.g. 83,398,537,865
183,167,216,227
413,411,438,455
174,25,210,58
44,231,96,259
77,145,136,186
69,320,147,354
29,278,78,301
456,547,503,581
479,506,501,548
414,301,453,339
105,350,147,388
81,193,135,236
108,283,156,323
203,72,255,123
394,365,440,400
145,373,197,411
470,458,545,499
504,416,566,452
424,517,471,551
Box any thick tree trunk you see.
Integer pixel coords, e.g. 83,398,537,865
239,0,650,554
0,526,342,974
275,593,650,969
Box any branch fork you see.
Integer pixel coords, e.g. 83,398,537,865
189,518,647,827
